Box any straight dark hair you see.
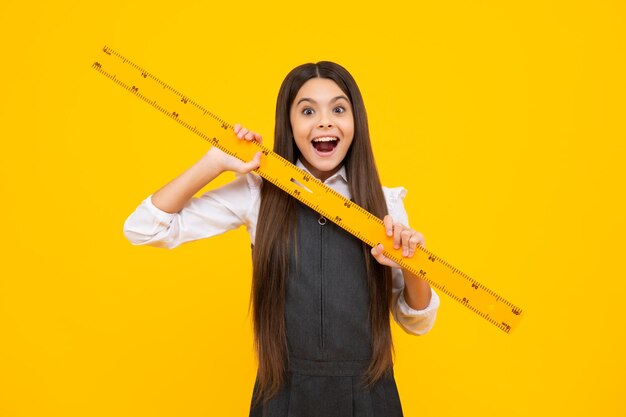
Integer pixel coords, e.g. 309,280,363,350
251,61,394,403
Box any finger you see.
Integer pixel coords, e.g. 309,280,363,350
237,128,249,139
371,243,388,265
371,243,382,257
234,123,241,134
383,215,393,237
393,223,404,250
407,231,424,257
253,150,262,166
245,132,262,143
237,152,262,173
371,244,400,268
401,229,414,257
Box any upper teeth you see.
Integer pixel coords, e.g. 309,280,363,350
313,137,338,142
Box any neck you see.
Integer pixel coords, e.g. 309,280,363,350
299,159,342,182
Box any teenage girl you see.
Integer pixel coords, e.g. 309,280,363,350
123,61,440,417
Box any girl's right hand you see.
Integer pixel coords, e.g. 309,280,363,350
206,123,263,174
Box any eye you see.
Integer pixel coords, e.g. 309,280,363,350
302,108,314,116
333,106,346,114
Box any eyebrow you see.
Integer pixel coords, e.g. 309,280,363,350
296,95,350,106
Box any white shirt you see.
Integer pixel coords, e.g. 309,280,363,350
123,161,440,335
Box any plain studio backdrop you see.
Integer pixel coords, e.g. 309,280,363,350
1,1,624,416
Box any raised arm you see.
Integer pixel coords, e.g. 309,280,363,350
151,124,263,213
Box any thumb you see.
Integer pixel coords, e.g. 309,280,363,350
237,151,262,173
371,243,400,268
371,243,385,261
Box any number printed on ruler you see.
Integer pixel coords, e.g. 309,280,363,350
93,46,524,334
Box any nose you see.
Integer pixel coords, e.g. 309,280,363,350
318,111,333,128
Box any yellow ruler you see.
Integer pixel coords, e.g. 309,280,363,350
93,46,524,334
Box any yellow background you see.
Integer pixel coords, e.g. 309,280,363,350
1,0,624,416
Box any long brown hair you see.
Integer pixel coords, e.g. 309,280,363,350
252,62,394,403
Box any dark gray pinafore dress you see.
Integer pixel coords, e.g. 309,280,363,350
249,203,403,417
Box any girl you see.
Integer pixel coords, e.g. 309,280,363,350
124,61,440,416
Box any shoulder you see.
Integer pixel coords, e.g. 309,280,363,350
382,185,409,225
382,185,407,210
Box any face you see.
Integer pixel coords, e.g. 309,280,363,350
289,77,355,182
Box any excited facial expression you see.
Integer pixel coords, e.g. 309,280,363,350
289,78,355,182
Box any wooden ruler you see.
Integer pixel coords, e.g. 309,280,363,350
93,46,524,333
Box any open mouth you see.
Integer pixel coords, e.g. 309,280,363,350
311,136,340,153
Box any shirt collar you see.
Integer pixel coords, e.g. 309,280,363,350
296,159,349,184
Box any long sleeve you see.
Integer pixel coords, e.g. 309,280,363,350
383,186,440,335
123,173,261,249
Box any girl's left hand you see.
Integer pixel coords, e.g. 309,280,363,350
370,215,426,269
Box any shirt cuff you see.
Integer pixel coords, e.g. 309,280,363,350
394,287,440,335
